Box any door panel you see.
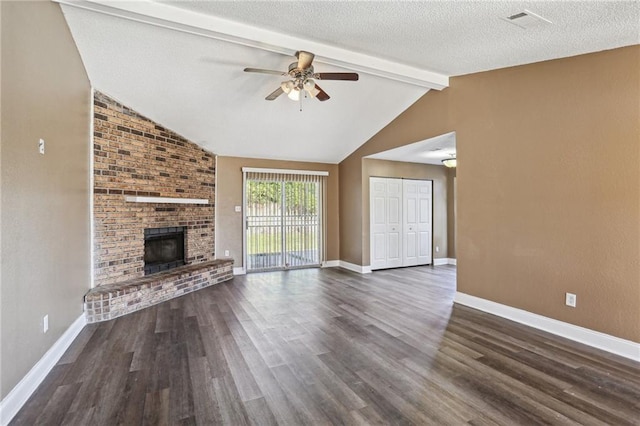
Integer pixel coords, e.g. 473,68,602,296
403,180,418,266
373,233,386,263
388,232,401,262
388,197,401,225
419,199,430,223
373,197,385,225
386,179,403,268
370,177,388,270
406,232,417,258
246,181,282,271
406,198,417,224
417,181,432,265
419,231,431,257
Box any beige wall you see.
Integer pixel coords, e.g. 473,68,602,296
361,159,450,265
446,168,456,258
339,46,640,342
1,1,91,399
338,155,363,265
216,156,339,268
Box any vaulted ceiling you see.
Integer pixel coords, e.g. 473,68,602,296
58,0,639,163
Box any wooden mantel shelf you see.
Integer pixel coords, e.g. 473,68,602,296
124,195,209,204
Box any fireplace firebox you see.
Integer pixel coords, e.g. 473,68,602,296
144,227,185,275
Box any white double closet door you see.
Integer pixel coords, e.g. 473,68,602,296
370,177,432,270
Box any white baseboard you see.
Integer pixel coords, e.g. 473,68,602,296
338,261,372,274
448,258,457,265
322,260,340,268
0,314,87,425
454,292,640,362
434,258,456,266
233,267,246,275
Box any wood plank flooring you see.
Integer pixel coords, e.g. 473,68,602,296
11,266,640,425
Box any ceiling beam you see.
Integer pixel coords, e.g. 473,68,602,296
54,0,449,90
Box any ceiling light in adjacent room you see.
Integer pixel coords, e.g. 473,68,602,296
442,155,456,168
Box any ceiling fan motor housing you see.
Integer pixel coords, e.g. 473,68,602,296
288,62,314,79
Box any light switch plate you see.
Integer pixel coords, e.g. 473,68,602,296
234,206,242,213
565,293,577,307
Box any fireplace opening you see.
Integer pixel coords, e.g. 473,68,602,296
144,227,185,275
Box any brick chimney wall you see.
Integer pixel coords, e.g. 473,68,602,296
93,92,215,286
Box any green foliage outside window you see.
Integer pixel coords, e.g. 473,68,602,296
247,181,317,215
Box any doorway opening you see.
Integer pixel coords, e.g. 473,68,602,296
243,168,327,272
364,131,457,276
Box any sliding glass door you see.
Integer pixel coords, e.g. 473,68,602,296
244,170,325,272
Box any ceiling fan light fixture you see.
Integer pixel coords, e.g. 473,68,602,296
303,78,315,91
287,88,301,101
281,80,294,94
302,78,319,98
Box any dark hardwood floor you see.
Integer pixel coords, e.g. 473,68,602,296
11,266,640,425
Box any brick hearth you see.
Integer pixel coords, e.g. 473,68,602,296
84,259,233,323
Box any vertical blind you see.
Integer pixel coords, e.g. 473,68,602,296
243,169,327,271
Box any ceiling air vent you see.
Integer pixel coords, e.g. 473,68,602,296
502,10,552,29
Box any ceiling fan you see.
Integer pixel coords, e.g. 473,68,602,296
244,50,359,102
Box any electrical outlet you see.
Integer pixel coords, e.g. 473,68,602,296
435,246,440,253
224,250,230,257
39,139,45,155
234,206,242,213
43,315,49,333
565,293,577,308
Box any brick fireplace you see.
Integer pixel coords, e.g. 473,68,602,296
93,92,216,286
87,92,232,322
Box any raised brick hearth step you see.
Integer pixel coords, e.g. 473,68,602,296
84,259,234,323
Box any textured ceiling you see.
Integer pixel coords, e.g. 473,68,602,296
59,0,639,163
158,1,640,76
367,132,456,166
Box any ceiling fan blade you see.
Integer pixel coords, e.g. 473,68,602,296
314,72,359,81
314,84,330,102
296,51,315,70
244,67,287,76
265,87,284,101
